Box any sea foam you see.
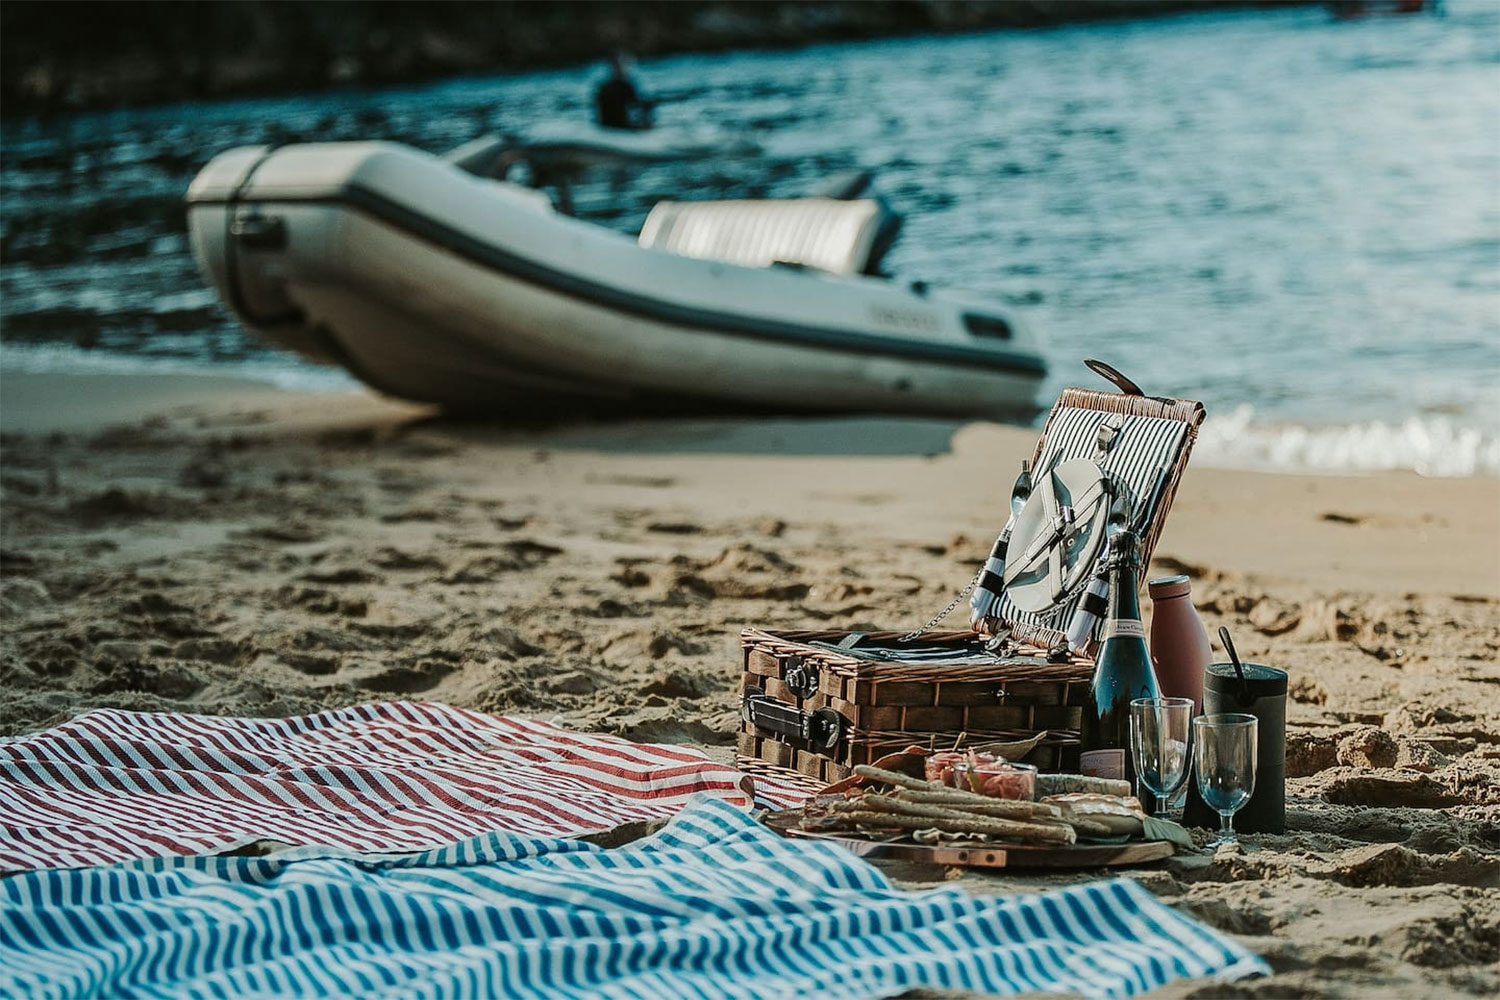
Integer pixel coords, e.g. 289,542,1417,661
1195,405,1500,478
0,343,361,394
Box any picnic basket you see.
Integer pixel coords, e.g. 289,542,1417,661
737,364,1207,785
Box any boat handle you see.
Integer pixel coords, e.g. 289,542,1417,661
231,212,287,251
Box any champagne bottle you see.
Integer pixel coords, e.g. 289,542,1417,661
1079,525,1160,786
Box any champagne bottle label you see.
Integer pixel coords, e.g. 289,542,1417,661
1079,748,1126,780
1103,619,1145,640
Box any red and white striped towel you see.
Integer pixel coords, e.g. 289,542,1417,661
0,702,811,871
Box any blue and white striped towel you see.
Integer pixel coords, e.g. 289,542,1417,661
1,796,1266,999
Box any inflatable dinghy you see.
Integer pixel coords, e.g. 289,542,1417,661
186,141,1046,417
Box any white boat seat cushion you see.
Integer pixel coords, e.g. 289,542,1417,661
639,197,895,276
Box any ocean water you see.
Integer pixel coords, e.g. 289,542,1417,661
2,2,1497,475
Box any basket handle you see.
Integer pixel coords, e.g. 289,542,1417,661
1084,359,1145,396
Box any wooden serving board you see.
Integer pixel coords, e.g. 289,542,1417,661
762,812,1174,870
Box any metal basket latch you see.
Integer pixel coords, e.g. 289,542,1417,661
743,686,843,752
781,655,820,700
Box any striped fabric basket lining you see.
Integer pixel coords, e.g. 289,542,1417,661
976,387,1206,654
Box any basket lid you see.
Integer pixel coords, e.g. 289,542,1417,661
970,363,1205,656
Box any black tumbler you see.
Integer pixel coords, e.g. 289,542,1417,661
1183,662,1288,834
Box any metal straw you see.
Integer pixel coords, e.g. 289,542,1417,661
1218,625,1250,703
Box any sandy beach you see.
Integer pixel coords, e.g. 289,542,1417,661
2,370,1497,998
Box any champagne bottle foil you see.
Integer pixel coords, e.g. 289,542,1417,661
1186,662,1288,834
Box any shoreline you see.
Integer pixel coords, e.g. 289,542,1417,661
4,363,1497,476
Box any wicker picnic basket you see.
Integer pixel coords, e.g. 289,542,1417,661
738,366,1207,785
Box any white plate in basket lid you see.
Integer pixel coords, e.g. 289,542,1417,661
1002,457,1115,613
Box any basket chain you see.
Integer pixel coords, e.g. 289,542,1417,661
898,564,985,642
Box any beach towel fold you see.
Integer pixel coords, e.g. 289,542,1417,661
0,796,1266,999
0,702,809,871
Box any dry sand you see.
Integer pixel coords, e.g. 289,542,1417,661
2,371,1497,998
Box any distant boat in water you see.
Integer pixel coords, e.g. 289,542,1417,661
184,140,1045,419
1327,0,1434,17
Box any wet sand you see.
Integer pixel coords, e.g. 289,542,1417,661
2,371,1496,998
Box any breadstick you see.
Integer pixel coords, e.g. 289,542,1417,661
859,793,1101,836
839,795,1076,844
894,789,1062,819
833,795,983,825
851,765,940,791
831,810,1076,844
849,795,975,822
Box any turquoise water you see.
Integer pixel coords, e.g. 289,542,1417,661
2,2,1497,472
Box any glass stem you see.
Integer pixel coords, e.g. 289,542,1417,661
1219,811,1235,842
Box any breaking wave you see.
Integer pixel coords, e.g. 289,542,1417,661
0,343,361,394
1195,405,1500,478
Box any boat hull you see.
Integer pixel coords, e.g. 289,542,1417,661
186,142,1047,419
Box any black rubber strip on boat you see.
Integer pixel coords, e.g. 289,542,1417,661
190,184,1047,378
222,145,306,329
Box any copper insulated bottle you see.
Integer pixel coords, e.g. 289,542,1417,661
1147,574,1209,713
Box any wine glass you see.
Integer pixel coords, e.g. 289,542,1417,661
1129,697,1193,817
1193,714,1258,846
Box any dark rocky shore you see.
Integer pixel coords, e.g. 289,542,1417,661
2,0,1307,116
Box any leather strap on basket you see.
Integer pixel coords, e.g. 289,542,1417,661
742,686,844,752
1084,359,1144,396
